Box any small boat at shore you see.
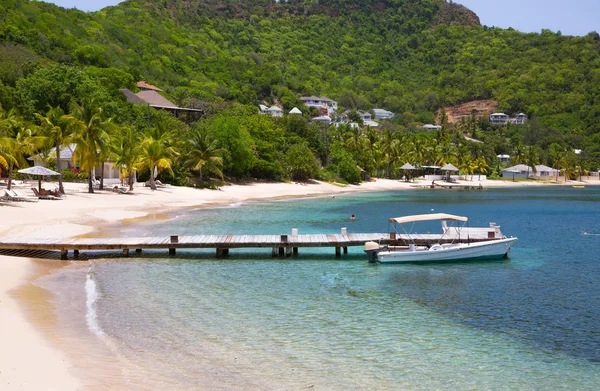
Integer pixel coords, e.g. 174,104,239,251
572,185,585,189
364,213,517,264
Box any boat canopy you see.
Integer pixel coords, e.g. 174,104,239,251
389,213,468,224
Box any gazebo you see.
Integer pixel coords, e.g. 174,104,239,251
399,163,416,182
440,163,459,181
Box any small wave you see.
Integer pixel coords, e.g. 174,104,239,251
86,266,105,337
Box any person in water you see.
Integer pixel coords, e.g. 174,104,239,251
351,214,355,220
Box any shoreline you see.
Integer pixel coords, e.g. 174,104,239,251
1,177,599,389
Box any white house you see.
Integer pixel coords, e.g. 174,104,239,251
30,143,122,183
267,105,284,117
300,96,338,115
490,113,510,125
423,124,442,130
372,108,394,120
512,113,528,124
30,144,77,171
490,112,528,125
363,120,379,128
502,164,558,179
357,111,372,122
497,154,511,162
311,115,332,125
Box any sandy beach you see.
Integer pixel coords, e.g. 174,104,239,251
0,176,598,390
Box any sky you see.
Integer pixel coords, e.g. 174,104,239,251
44,0,599,36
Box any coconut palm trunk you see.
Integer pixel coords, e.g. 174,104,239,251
55,142,65,194
7,163,14,190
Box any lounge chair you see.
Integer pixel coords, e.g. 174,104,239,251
4,189,39,202
31,187,62,200
145,180,167,188
113,186,133,194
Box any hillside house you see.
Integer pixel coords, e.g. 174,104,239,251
373,108,394,120
497,154,510,163
311,115,332,125
259,104,269,114
358,111,372,122
300,96,338,115
267,106,284,117
490,113,510,125
513,113,528,124
120,81,203,121
490,112,528,125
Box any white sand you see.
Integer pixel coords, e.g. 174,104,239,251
0,176,597,389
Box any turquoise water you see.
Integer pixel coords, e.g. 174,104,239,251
49,188,600,389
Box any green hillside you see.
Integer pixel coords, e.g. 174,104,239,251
1,0,599,185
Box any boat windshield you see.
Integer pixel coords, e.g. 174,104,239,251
389,213,468,224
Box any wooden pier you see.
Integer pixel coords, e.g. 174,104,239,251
0,230,501,260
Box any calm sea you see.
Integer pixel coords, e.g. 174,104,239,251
40,187,600,390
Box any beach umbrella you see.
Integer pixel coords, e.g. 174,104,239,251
18,166,60,192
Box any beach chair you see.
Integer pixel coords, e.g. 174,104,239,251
113,186,133,194
4,189,39,202
31,187,62,200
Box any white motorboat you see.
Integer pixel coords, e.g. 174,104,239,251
364,213,517,264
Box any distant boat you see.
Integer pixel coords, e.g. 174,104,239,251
572,185,585,188
364,213,517,264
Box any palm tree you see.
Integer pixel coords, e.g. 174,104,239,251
35,106,81,194
111,126,141,191
137,136,176,190
0,108,18,177
459,154,477,180
524,146,540,179
474,156,489,181
71,99,111,193
512,142,525,165
0,119,45,190
183,127,224,186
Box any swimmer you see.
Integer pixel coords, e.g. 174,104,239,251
351,214,355,220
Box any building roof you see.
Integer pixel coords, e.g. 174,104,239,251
136,81,162,91
464,136,484,144
136,90,178,108
120,88,146,104
311,115,332,123
363,120,379,127
502,164,530,172
300,96,335,103
28,144,76,161
268,105,283,112
497,154,510,158
372,108,394,115
491,113,508,116
289,107,302,114
259,104,269,112
536,164,557,172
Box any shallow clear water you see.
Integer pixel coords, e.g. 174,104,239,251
52,187,600,389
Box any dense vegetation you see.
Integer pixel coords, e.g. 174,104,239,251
1,0,599,190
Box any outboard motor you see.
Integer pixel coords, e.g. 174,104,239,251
364,241,380,263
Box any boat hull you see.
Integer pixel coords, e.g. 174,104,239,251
376,237,517,264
